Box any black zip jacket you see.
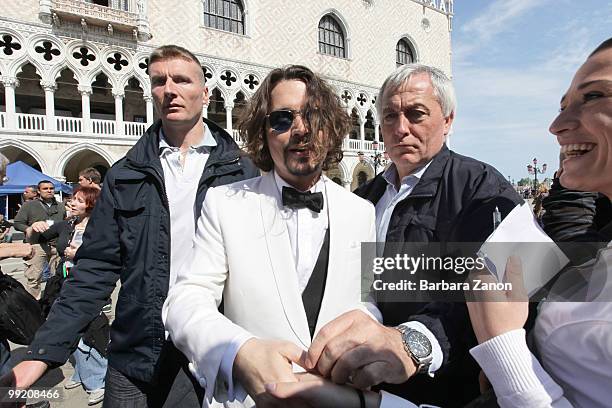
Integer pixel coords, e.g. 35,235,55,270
26,119,258,383
355,145,523,407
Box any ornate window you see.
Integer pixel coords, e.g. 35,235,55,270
396,38,415,67
318,15,346,58
203,0,245,35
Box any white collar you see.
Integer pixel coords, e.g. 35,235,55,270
158,125,217,156
273,170,325,195
382,160,432,190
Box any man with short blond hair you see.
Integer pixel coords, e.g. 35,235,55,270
5,44,258,407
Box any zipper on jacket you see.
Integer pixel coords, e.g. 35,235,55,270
125,161,170,211
200,156,242,183
149,166,170,211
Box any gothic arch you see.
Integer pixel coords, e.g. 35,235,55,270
350,159,374,191
54,143,115,176
117,73,148,93
11,56,45,82
50,63,84,85
85,65,119,91
0,138,48,173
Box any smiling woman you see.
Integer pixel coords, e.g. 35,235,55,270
465,37,612,408
549,41,612,198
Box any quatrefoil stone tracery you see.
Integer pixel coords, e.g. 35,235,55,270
73,47,96,66
107,52,128,71
139,58,149,74
202,67,213,81
244,74,259,90
0,34,21,56
357,93,367,106
220,70,237,87
35,41,61,61
341,90,352,103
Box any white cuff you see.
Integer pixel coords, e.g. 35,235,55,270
219,332,256,401
400,321,443,376
470,329,562,407
379,390,419,408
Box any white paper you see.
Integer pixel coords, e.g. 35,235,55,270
477,203,569,296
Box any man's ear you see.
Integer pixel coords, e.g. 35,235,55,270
202,86,210,107
443,111,455,135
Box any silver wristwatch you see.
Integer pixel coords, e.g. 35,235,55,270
395,324,433,374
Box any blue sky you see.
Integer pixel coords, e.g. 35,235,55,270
450,0,611,183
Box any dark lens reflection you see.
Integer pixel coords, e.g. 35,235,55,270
269,110,294,132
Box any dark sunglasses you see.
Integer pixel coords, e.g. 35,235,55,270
266,109,304,133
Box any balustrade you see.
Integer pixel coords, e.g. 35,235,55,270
56,116,83,133
125,121,146,137
91,119,116,136
17,113,46,131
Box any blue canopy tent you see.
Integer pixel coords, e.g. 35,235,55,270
0,161,73,218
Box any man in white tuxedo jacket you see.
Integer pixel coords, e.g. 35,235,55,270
163,65,380,407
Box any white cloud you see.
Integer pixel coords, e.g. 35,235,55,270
462,0,546,41
455,0,551,60
450,0,610,180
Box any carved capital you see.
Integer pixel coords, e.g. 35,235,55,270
40,80,57,92
2,77,20,88
224,102,234,110
143,95,153,103
78,85,92,95
112,91,125,99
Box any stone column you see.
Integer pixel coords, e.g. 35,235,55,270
359,116,366,141
78,85,92,133
225,102,234,133
342,178,351,191
2,77,19,130
113,91,124,135
374,120,380,142
144,95,154,126
41,81,57,131
202,103,209,119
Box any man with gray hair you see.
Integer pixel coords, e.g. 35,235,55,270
303,64,522,406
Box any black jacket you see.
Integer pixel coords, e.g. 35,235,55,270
26,119,258,383
543,177,612,242
39,219,75,260
356,145,522,407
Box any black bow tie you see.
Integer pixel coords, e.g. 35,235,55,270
282,187,324,213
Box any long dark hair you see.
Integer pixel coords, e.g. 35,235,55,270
237,65,350,172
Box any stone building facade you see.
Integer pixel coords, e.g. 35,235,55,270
0,0,453,195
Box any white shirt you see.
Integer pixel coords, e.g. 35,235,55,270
470,242,612,408
375,162,432,243
159,126,217,289
373,162,443,376
274,170,329,292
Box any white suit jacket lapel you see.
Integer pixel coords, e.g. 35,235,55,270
258,172,311,348
315,178,346,332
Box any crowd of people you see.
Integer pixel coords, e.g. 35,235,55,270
0,167,107,406
0,37,610,408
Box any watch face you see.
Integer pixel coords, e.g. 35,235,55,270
406,330,432,359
